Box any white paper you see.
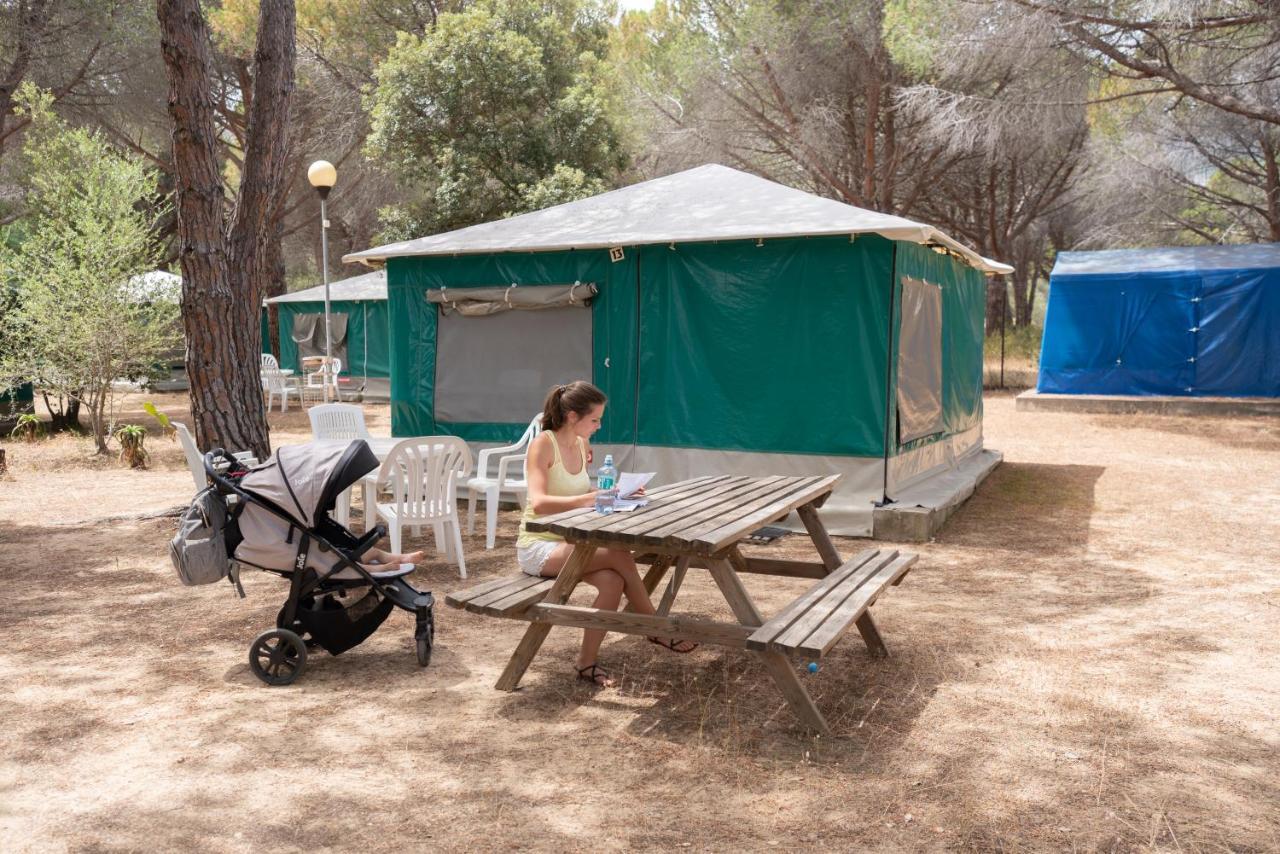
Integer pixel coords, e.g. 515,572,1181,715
617,471,656,498
612,497,649,512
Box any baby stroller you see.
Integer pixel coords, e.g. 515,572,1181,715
205,440,435,686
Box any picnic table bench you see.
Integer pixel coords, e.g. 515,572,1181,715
445,475,918,734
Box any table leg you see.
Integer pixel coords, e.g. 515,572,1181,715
495,544,597,691
706,556,829,735
797,503,843,575
656,556,691,617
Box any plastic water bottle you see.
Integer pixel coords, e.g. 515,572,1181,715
595,454,618,514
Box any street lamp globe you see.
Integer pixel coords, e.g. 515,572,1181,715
307,160,337,198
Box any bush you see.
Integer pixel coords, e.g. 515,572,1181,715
115,424,148,469
9,413,45,442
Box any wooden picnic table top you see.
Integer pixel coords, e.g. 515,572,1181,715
524,474,841,557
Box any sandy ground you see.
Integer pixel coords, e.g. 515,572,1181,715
1,392,1277,852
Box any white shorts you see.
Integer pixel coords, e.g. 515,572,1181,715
517,540,562,577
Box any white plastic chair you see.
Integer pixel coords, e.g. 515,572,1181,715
303,356,342,405
308,403,372,527
364,437,472,578
174,422,256,494
261,362,300,412
466,414,543,549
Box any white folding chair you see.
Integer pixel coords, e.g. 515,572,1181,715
364,437,471,578
174,422,256,495
308,403,371,526
466,414,543,549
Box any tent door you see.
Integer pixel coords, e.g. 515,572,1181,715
896,276,944,444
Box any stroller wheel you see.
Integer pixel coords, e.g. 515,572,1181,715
416,633,432,667
415,605,434,667
249,629,307,686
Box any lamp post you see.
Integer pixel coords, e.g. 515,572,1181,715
307,160,337,401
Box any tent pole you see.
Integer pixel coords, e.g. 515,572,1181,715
320,196,333,402
999,275,1007,389
877,246,898,507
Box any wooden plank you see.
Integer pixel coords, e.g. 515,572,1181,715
462,574,548,610
529,476,720,531
694,475,842,555
796,503,843,573
445,574,528,608
742,549,881,651
470,579,556,617
854,612,887,657
793,553,916,658
494,544,597,691
768,550,900,653
738,556,827,580
704,557,828,734
637,552,828,580
656,556,690,616
528,603,754,648
525,476,738,540
635,476,804,548
556,476,745,538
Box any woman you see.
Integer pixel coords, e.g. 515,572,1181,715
518,381,697,687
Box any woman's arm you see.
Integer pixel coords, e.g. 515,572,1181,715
526,433,596,515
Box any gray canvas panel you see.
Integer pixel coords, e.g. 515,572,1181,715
897,276,944,443
295,312,348,366
426,282,596,316
435,306,593,423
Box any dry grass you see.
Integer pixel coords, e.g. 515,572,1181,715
1,391,1278,852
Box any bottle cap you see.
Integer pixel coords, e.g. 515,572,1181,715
603,454,613,465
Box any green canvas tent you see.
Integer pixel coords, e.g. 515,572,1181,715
264,269,389,380
344,165,1010,534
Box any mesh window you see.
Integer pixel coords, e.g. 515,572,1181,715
435,306,593,423
897,276,944,443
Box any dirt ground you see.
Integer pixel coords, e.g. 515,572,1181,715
1,392,1277,852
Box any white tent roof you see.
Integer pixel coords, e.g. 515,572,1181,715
343,164,1013,275
265,269,386,304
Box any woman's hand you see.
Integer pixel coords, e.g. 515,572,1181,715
581,491,601,508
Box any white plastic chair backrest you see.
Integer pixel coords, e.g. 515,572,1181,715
309,403,370,441
261,353,279,370
483,413,543,478
377,437,471,522
262,364,290,393
173,422,205,491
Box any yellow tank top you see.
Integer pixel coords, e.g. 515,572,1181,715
517,433,590,547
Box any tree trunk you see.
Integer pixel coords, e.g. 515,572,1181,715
265,215,287,358
43,391,81,433
158,0,295,461
985,277,1008,338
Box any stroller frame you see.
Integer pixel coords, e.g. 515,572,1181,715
204,445,435,685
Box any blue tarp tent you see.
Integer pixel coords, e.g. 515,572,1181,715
1038,244,1280,397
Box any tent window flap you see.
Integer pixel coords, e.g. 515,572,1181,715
897,276,944,443
293,312,348,365
435,305,593,423
426,282,596,317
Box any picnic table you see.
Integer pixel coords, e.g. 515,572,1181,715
446,475,918,734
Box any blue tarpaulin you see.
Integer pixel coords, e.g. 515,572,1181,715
1038,244,1280,397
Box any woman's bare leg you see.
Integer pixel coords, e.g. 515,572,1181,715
539,545,696,668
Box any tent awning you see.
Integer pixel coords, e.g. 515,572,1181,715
342,164,1013,276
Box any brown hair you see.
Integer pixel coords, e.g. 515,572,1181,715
541,380,606,431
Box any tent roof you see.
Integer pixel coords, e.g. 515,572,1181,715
1053,243,1280,278
342,164,1013,275
266,269,387,304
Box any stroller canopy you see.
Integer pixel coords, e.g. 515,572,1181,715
239,440,379,528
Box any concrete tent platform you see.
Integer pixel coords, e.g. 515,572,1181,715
1016,390,1280,417
866,448,1003,542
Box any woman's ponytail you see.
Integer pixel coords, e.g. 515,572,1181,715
541,380,605,431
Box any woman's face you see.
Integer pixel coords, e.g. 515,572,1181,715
567,403,604,439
